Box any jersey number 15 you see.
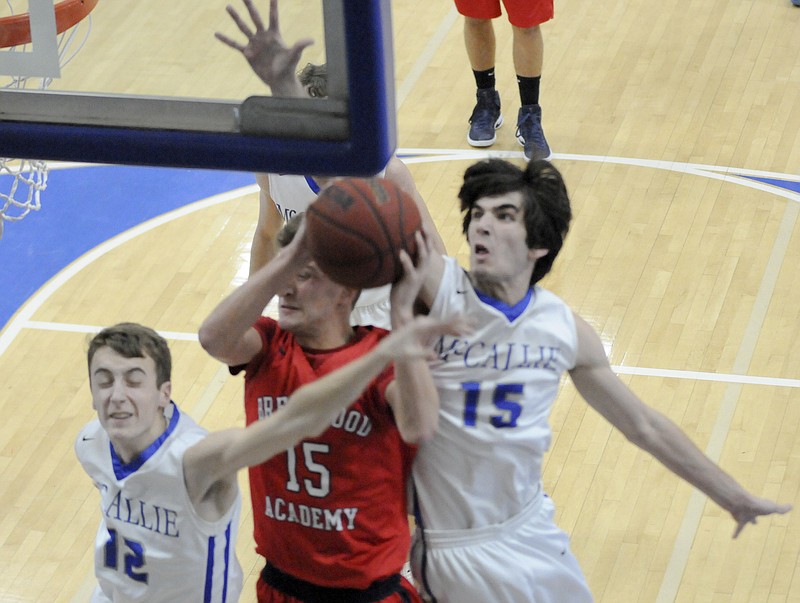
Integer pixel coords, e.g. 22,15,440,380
462,382,523,428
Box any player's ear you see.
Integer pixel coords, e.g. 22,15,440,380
337,285,359,309
529,247,549,261
159,381,172,407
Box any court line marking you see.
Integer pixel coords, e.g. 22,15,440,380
0,184,258,357
17,319,800,389
654,197,800,603
395,7,459,110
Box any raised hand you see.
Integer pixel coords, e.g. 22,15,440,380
215,0,313,97
390,229,434,327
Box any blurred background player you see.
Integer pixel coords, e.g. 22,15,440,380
457,0,554,161
216,0,445,329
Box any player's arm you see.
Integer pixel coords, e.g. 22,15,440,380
384,156,447,255
185,313,460,518
568,311,792,537
385,233,449,442
250,173,284,275
199,217,312,366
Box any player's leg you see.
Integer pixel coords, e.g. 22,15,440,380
506,0,553,160
456,0,504,147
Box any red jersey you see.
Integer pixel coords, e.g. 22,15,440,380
238,317,416,589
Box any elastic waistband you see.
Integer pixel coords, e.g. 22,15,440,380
422,489,545,548
260,562,403,603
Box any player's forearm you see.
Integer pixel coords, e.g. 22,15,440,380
631,410,749,513
199,246,298,354
249,232,278,277
230,341,396,469
391,358,439,443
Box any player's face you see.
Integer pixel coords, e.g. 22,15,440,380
467,192,546,295
278,261,354,336
89,346,170,462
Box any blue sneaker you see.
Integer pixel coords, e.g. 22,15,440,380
467,89,503,147
793,0,800,7
516,104,552,161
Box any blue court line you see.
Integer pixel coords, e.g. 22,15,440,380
738,175,800,194
0,165,255,332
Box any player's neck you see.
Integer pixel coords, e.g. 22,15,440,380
294,323,356,351
110,413,168,465
469,272,531,306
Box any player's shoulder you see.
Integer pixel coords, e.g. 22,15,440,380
531,285,573,317
76,419,104,446
75,419,107,464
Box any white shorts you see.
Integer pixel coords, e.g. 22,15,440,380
350,294,392,329
262,295,391,328
411,493,593,603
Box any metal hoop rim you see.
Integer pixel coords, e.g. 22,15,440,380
0,0,99,49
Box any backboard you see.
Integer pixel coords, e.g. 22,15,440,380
0,0,396,176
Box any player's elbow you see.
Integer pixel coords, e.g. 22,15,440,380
399,416,438,445
198,322,231,360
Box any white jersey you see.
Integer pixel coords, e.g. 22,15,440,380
75,403,243,603
414,256,578,530
267,173,392,328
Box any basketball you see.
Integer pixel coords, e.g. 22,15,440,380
305,177,422,289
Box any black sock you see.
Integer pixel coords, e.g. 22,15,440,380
473,68,496,90
517,75,540,106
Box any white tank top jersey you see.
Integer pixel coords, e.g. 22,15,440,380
413,256,579,530
75,403,243,603
267,173,392,328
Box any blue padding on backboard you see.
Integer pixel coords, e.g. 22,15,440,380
0,1,396,177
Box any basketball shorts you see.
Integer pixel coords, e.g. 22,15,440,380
351,286,392,330
410,493,594,603
454,0,554,28
256,563,422,603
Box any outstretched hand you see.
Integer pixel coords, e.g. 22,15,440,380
730,496,792,538
215,0,313,97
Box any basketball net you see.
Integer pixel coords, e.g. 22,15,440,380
0,1,94,239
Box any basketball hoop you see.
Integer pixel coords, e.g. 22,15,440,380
0,0,98,239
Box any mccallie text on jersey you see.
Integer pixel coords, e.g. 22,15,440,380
434,335,562,372
101,487,180,537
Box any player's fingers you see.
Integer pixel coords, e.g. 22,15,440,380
226,5,254,38
414,230,431,265
214,32,245,52
243,0,265,31
414,314,469,339
397,249,415,277
268,0,280,33
287,39,315,69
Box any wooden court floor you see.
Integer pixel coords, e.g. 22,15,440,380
2,0,800,601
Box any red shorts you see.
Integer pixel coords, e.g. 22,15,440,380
454,0,554,28
256,573,423,603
